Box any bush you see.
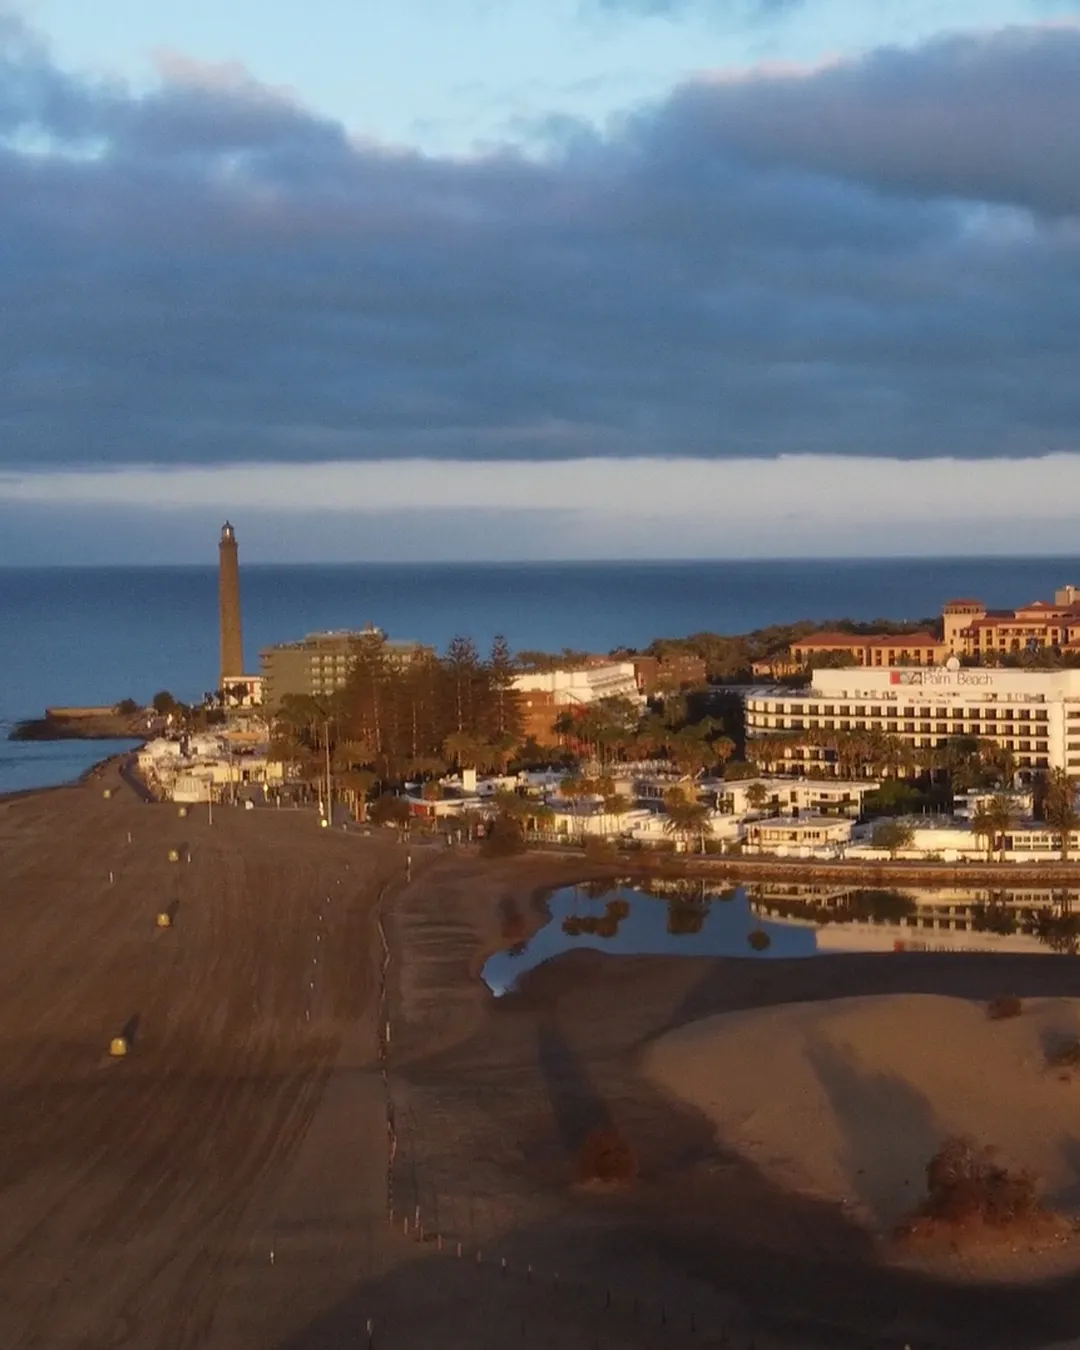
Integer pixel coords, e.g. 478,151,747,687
114,698,139,715
579,1128,639,1184
987,996,1023,1020
747,929,772,952
583,837,617,864
1046,1036,1080,1071
913,1136,1040,1228
480,813,526,857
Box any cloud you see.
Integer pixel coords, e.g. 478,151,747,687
657,24,1080,216
0,12,1078,476
6,454,1080,564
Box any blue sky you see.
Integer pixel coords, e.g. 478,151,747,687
2,0,1080,561
22,0,1071,154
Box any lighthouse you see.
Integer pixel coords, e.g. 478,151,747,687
218,521,244,691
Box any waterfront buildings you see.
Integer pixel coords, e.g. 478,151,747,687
789,631,947,668
259,626,434,710
512,661,644,744
942,586,1080,658
632,653,707,695
745,663,1080,777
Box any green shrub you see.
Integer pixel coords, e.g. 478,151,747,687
747,928,771,951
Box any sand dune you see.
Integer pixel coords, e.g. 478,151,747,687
643,994,1080,1255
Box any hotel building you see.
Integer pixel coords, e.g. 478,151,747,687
260,626,434,710
942,586,1080,659
788,631,947,669
745,664,1080,777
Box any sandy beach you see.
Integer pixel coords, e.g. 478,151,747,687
9,764,1080,1347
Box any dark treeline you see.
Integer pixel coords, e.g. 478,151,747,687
271,632,525,791
622,617,940,681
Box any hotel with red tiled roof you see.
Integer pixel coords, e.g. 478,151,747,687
790,631,947,668
943,585,1080,659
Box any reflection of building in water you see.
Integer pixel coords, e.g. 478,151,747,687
747,881,1080,941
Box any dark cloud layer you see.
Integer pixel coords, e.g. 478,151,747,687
1,13,1079,469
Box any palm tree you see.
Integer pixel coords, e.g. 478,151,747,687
664,798,711,853
603,793,634,838
985,793,1018,862
971,804,997,862
338,767,377,821
1045,768,1080,862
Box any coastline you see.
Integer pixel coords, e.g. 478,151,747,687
0,744,142,805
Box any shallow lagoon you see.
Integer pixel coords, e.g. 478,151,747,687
482,880,818,997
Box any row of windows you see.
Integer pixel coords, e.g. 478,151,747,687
764,703,1048,720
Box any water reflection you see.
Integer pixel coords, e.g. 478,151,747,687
482,879,816,997
481,879,1080,997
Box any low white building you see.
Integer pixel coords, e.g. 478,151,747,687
710,777,880,818
744,816,854,857
512,662,643,708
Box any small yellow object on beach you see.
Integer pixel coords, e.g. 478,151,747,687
167,848,180,862
156,912,172,929
109,1037,128,1058
103,789,112,800
177,806,188,819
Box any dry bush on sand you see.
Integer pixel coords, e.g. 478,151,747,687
898,1136,1044,1243
1046,1036,1080,1073
579,1128,639,1185
987,996,1023,1020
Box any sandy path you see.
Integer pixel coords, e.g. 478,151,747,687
0,764,401,1350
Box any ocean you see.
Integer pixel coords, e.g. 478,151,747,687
3,556,1080,794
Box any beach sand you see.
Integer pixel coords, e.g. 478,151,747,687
12,764,1080,1347
643,994,1080,1259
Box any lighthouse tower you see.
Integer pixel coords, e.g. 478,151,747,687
218,521,244,691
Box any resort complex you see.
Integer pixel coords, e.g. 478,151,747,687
122,531,1080,870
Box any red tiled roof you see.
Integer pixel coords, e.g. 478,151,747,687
943,598,984,608
865,631,943,648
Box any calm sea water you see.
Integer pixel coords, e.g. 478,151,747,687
3,556,1080,793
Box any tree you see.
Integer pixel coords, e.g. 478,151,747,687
339,768,378,820
664,798,712,853
871,818,914,859
745,782,770,814
152,690,176,715
971,804,997,863
369,793,412,833
985,794,1019,862
114,698,139,716
1045,769,1080,862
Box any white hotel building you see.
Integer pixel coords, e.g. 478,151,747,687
745,662,1080,778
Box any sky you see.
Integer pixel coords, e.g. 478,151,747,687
2,0,1079,562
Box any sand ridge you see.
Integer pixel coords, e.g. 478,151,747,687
643,993,1080,1241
